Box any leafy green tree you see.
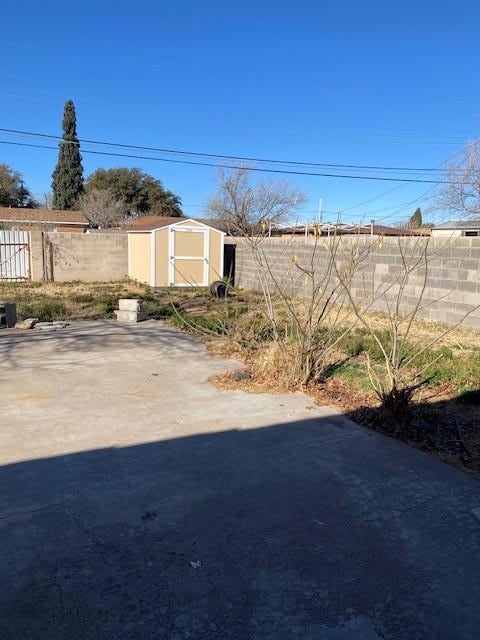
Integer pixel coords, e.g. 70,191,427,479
0,163,38,207
85,167,183,217
409,207,423,228
52,100,84,209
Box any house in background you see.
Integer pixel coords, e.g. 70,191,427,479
0,207,88,232
431,220,480,238
273,222,430,237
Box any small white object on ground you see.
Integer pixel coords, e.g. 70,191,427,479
190,560,202,569
35,322,57,331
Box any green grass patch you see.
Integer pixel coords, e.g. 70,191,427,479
330,361,372,391
20,298,68,322
341,328,393,362
337,328,480,392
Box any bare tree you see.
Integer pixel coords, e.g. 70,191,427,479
78,188,125,228
437,140,480,219
334,235,480,416
225,221,376,385
41,192,54,210
207,167,307,235
266,232,374,384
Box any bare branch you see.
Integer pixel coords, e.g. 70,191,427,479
78,188,125,229
436,140,480,219
207,167,307,235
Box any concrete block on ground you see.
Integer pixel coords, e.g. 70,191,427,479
35,322,57,331
118,298,145,312
16,317,39,329
114,309,148,323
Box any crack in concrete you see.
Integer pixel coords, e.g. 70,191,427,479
0,498,79,521
58,504,115,567
47,557,66,615
0,499,116,567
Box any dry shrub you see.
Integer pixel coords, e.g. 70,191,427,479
335,235,480,416
249,341,303,390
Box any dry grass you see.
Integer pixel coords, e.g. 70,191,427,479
0,280,149,321
4,279,478,367
0,280,227,322
349,307,480,351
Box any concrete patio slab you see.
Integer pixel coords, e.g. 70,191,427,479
0,320,479,639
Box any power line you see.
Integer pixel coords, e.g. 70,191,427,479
352,184,440,225
310,148,464,227
330,148,465,219
0,138,468,185
0,127,452,174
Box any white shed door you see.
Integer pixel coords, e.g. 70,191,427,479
169,228,208,286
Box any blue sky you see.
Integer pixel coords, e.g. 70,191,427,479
0,0,479,224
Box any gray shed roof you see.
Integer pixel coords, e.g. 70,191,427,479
434,220,480,230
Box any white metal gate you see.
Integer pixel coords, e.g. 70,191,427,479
0,230,31,281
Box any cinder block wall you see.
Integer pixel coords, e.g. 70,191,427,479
29,231,45,281
30,231,128,282
230,236,480,330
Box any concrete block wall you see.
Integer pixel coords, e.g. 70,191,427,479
29,231,46,281
30,231,128,282
229,236,480,330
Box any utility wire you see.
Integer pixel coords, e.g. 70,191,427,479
330,148,464,219
0,127,452,173
0,138,469,185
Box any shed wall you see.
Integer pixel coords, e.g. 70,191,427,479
209,230,222,282
155,227,169,286
129,233,151,284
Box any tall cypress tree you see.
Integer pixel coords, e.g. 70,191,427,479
409,207,423,228
52,100,84,209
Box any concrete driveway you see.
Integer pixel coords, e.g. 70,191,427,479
1,320,479,639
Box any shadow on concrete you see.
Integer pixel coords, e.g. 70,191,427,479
345,391,480,476
1,413,480,639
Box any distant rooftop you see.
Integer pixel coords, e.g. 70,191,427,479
0,207,87,225
433,220,480,230
274,222,429,237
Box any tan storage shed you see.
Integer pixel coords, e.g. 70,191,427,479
127,218,225,287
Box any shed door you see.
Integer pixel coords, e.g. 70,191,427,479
169,228,208,286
